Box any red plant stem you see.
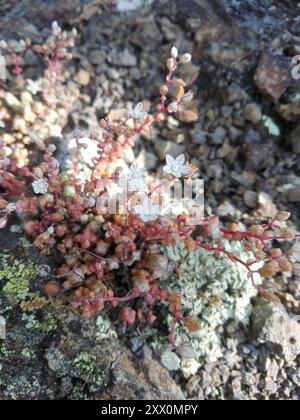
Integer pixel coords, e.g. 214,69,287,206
78,290,145,307
220,227,300,241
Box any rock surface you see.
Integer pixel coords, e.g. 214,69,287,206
252,301,300,365
0,230,183,400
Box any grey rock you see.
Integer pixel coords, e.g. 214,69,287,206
74,69,91,86
108,48,137,67
244,129,262,144
254,53,292,101
242,140,275,171
252,302,300,364
244,190,258,208
106,68,120,80
223,83,249,104
191,126,208,145
207,162,223,179
287,188,300,203
89,50,106,65
161,350,181,371
154,140,185,161
211,127,226,145
244,103,262,124
24,49,42,69
136,150,158,170
291,125,300,155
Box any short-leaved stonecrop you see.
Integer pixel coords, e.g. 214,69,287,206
0,22,77,166
0,45,299,346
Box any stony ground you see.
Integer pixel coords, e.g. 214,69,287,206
0,0,300,400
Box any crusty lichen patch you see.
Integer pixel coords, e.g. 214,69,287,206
153,241,260,376
95,315,118,342
0,255,38,303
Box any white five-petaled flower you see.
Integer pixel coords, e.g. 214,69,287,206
133,196,160,223
32,178,49,195
106,181,123,199
127,165,147,192
27,79,42,95
163,154,193,178
132,102,148,119
0,112,5,128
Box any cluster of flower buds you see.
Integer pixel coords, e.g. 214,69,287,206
33,22,77,65
0,38,30,76
32,22,77,105
159,46,197,122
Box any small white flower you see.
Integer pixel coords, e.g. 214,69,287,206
180,53,192,64
132,102,148,119
32,178,49,195
0,112,5,128
163,154,193,178
171,46,179,59
133,196,160,223
27,79,42,95
106,181,123,198
127,165,147,192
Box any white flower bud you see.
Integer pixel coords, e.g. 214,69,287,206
180,53,192,64
52,21,62,37
63,185,76,197
171,46,178,59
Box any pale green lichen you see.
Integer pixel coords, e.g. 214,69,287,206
154,241,260,376
74,352,105,387
21,312,57,333
0,344,13,358
95,315,118,342
74,352,97,374
21,348,36,359
0,256,37,303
